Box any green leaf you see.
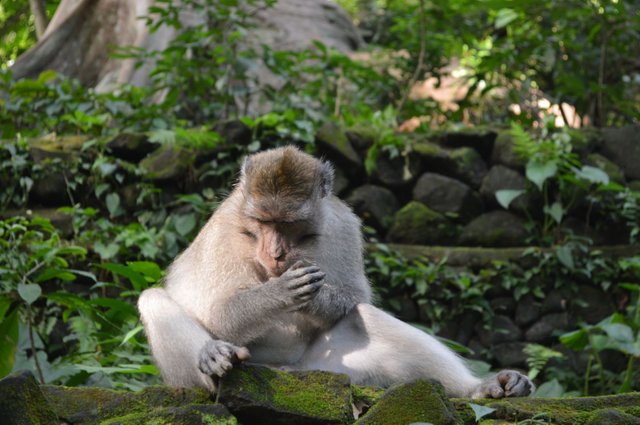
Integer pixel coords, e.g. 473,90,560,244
574,165,609,184
94,242,119,260
495,8,518,29
105,193,121,217
544,202,564,224
560,328,589,350
533,379,565,397
556,245,574,270
101,263,147,292
174,213,196,236
600,323,634,343
495,189,525,209
127,261,163,282
468,403,495,421
121,325,145,345
526,159,557,190
0,308,19,378
17,283,42,305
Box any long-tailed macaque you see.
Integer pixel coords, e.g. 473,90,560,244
138,146,533,398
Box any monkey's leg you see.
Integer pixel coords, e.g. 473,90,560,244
298,303,532,398
138,287,224,391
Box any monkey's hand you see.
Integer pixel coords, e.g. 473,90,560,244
265,261,325,311
470,370,534,399
198,339,251,378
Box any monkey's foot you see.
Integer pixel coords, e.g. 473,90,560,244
471,370,534,399
198,339,251,377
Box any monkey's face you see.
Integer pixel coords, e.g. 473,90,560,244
241,219,319,278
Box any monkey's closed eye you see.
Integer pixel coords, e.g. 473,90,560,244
242,229,257,240
298,233,319,244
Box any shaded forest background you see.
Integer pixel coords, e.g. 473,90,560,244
1,0,640,400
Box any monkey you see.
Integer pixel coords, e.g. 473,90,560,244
138,145,533,399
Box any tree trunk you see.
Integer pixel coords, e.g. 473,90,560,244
28,0,49,39
11,0,362,91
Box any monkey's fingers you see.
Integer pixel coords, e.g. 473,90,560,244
294,280,324,298
287,270,325,288
285,265,321,281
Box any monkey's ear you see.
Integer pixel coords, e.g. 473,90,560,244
240,156,252,185
319,161,334,198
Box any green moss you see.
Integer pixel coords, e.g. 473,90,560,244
454,392,640,424
316,121,361,165
356,380,459,425
413,140,449,158
221,365,353,423
351,384,384,407
139,144,195,180
387,201,454,244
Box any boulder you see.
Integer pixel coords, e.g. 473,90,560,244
106,133,154,162
436,127,497,160
316,121,362,171
213,119,252,146
573,285,615,324
387,201,456,245
480,165,531,211
219,364,353,425
356,380,459,425
515,295,542,327
346,184,400,231
459,211,528,247
372,150,422,188
412,142,487,188
525,312,575,343
0,371,58,425
491,130,526,169
448,147,488,189
412,173,484,222
600,126,640,180
139,144,195,181
492,342,529,368
476,315,523,346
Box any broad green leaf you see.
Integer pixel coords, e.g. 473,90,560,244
101,263,147,292
495,8,518,29
544,202,564,224
526,159,557,190
560,328,589,350
0,308,19,378
35,268,76,282
127,261,163,282
496,189,525,209
174,213,196,236
94,242,119,260
533,379,565,397
600,323,634,343
468,403,495,421
17,283,42,305
574,165,609,185
556,245,574,270
105,193,121,217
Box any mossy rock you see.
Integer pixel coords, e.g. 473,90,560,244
42,384,213,424
387,201,456,245
219,364,354,425
140,144,195,181
454,392,640,424
102,404,237,425
316,121,362,169
356,380,459,425
106,132,154,162
0,370,58,425
28,133,88,163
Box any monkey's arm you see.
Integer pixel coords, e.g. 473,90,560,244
301,273,369,326
210,264,326,346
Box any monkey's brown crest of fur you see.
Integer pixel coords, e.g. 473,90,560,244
244,147,321,203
